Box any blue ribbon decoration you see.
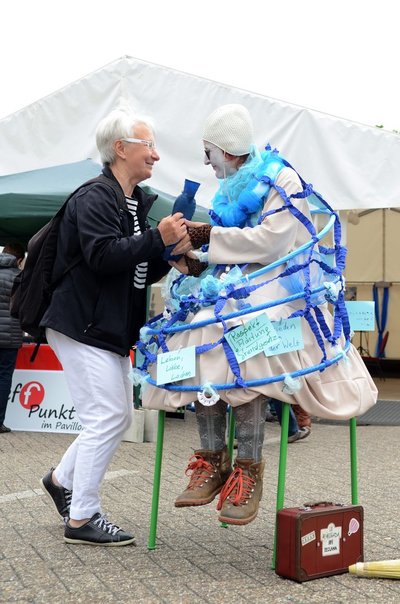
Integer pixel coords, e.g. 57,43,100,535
135,145,353,395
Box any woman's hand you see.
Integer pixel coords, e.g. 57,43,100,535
170,232,192,256
157,213,187,246
167,221,212,255
169,256,189,274
183,219,207,229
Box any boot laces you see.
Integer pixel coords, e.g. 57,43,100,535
60,487,72,517
185,454,216,490
93,514,121,536
217,467,255,510
64,489,72,506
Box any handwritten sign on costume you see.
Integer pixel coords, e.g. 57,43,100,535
225,314,280,364
157,346,196,385
264,317,304,356
345,301,375,331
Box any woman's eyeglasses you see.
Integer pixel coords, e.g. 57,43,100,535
204,148,211,160
122,138,156,149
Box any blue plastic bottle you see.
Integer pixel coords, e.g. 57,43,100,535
163,179,200,261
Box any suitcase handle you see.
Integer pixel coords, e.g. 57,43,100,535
302,501,345,509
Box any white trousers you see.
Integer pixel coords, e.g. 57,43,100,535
46,328,133,520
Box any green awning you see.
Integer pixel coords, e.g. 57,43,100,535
0,160,209,245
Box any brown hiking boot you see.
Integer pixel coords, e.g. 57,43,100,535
175,447,232,507
217,458,265,525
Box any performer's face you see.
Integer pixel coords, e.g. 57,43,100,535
203,143,238,179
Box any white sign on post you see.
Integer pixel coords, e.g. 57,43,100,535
5,370,83,434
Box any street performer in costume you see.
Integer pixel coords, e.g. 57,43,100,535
137,104,378,526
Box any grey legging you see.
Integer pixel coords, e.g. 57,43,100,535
194,396,267,462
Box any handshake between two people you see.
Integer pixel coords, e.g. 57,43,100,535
157,214,211,276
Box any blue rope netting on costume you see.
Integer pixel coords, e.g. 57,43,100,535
134,145,352,402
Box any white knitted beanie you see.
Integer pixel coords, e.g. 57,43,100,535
202,104,254,156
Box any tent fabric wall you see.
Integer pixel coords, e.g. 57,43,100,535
348,283,400,360
385,211,400,281
346,209,400,359
346,212,384,282
0,55,399,211
346,210,400,283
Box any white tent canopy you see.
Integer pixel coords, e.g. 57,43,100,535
0,55,399,211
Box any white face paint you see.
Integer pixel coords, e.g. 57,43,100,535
203,142,238,179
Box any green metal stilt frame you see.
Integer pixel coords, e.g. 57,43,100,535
226,407,235,459
349,417,358,504
148,403,359,558
148,410,165,550
272,401,290,569
147,406,236,547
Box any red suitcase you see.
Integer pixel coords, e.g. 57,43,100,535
275,502,363,582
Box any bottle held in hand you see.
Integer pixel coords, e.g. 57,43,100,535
163,179,200,261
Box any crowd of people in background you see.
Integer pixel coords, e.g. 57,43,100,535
0,242,25,433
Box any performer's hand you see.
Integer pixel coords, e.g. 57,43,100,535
169,252,207,277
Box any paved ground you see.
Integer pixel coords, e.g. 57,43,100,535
0,412,399,603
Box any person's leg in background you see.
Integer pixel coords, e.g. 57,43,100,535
292,403,312,434
0,348,18,432
270,398,311,443
269,398,298,438
265,399,279,422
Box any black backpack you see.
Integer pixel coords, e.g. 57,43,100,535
10,174,125,345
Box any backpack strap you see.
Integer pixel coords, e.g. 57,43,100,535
54,173,127,282
94,174,127,210
61,173,127,215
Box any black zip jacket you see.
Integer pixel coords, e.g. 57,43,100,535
41,167,169,355
0,253,23,348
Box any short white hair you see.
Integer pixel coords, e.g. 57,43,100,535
96,108,155,165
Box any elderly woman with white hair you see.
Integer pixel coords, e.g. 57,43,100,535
40,108,187,546
140,104,377,527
